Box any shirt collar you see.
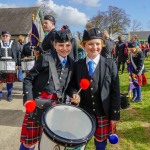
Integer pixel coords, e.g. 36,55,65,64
57,54,67,63
86,54,100,65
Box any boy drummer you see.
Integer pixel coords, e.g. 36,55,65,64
66,28,120,150
19,29,74,150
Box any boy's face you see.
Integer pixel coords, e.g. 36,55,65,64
83,39,102,59
54,41,72,58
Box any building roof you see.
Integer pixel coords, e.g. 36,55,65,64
130,31,150,40
0,7,40,36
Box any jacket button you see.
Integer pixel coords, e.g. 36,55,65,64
90,79,93,82
47,81,50,84
91,88,93,90
38,92,41,94
60,77,62,80
93,109,95,111
26,92,28,94
91,95,94,98
93,102,95,105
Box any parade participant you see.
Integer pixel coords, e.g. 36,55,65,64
0,31,21,101
101,30,114,59
128,42,147,102
66,28,120,150
61,25,78,61
41,15,56,52
19,29,74,150
116,35,128,74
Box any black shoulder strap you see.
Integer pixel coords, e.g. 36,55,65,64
48,54,62,101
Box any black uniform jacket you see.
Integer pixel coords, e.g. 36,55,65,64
21,42,32,58
66,56,120,120
131,51,145,75
0,41,21,66
23,50,74,104
41,29,56,52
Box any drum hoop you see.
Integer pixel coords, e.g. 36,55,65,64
42,104,96,146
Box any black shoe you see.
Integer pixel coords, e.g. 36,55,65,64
7,96,13,102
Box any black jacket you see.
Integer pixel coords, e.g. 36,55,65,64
41,29,56,52
23,50,74,104
66,56,120,120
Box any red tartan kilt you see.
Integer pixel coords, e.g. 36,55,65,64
94,116,114,141
20,113,42,145
0,73,18,83
138,74,147,86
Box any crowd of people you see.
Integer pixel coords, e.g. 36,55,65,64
0,15,149,150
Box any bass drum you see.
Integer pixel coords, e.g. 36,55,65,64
39,104,96,150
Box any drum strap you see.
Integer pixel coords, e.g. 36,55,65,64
48,54,63,102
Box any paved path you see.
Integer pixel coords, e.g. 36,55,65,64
0,82,38,150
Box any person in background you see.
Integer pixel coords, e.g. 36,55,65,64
101,30,114,59
116,35,128,74
19,29,74,150
128,42,147,102
61,25,78,61
17,35,25,81
0,31,21,101
66,28,120,150
41,15,56,52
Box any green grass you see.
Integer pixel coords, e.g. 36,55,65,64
86,60,150,150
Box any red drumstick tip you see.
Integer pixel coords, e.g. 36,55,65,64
25,100,36,113
80,78,90,90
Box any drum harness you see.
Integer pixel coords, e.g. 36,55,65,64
30,54,65,123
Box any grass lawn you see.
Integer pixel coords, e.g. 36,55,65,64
86,59,150,150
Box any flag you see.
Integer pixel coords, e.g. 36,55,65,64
31,21,40,48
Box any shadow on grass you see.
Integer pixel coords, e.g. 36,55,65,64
118,126,150,144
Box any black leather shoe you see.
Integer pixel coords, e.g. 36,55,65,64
7,96,13,102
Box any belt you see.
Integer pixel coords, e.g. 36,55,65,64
40,91,57,99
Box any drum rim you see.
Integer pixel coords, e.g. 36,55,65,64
41,104,96,146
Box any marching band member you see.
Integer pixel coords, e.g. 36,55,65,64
0,31,21,101
66,28,120,150
19,29,74,150
41,15,56,52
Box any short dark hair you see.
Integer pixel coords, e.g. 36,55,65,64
44,15,55,25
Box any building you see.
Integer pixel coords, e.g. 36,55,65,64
129,31,150,42
0,7,44,42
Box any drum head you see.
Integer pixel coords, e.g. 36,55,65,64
42,104,96,146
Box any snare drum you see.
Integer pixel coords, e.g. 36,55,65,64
39,104,96,150
0,59,16,73
21,58,35,71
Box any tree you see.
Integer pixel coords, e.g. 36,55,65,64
131,19,143,31
90,6,130,35
39,0,56,22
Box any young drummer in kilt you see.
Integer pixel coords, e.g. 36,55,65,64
66,28,120,150
19,29,74,150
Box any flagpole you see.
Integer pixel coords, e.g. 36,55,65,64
31,14,35,58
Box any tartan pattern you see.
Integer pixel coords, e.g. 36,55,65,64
94,116,114,141
20,113,42,145
0,73,17,83
20,92,57,145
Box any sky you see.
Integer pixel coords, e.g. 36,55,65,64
0,0,150,34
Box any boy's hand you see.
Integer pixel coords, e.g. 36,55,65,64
70,94,80,105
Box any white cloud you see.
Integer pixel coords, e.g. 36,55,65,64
0,3,17,8
37,0,89,26
71,0,101,7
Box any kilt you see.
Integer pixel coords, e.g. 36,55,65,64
20,92,57,145
0,73,17,83
94,116,114,141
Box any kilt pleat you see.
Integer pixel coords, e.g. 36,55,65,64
94,116,114,141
